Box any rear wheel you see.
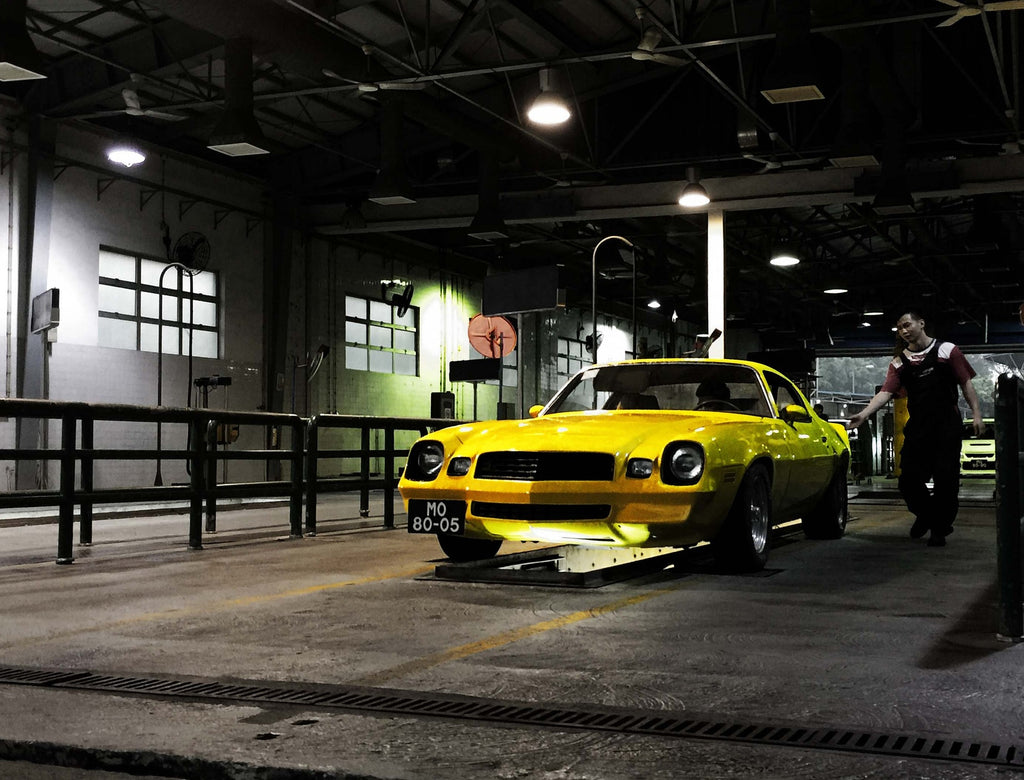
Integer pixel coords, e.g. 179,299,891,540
711,463,771,572
437,534,502,562
803,461,848,540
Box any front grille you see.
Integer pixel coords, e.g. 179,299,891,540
472,502,611,521
475,451,614,481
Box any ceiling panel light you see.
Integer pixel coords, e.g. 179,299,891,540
823,287,848,295
647,299,661,309
0,1,46,82
770,249,800,267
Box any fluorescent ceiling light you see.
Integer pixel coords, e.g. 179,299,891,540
647,299,661,309
823,287,848,295
770,251,800,267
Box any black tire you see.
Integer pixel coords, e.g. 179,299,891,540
803,461,848,540
711,463,771,572
437,534,502,562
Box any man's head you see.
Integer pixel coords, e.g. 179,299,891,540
895,309,928,345
696,379,730,402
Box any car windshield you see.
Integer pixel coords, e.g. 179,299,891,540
545,362,773,417
962,421,996,439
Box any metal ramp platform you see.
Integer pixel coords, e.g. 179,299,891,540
430,544,698,588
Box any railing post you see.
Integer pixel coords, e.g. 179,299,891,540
205,419,217,533
80,415,94,546
290,417,304,538
305,417,319,535
359,425,371,517
995,373,1022,640
189,414,205,550
384,423,395,529
56,410,77,565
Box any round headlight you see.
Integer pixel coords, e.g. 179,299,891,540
663,442,704,485
415,442,445,479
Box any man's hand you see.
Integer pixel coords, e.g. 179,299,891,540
973,416,983,436
847,411,867,429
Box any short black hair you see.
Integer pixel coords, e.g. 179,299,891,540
894,307,927,324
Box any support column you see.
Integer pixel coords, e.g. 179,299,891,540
707,209,725,359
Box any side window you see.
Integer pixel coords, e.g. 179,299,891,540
766,372,807,415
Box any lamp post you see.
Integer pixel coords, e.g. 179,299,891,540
591,235,634,364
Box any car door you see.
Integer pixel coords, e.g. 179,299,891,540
764,372,834,509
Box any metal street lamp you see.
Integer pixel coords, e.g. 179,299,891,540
591,235,634,364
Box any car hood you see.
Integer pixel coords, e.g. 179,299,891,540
441,411,738,456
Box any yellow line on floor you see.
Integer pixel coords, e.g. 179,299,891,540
353,582,690,687
0,563,435,650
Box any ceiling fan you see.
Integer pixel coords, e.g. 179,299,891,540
936,0,1024,27
630,9,688,67
121,87,186,121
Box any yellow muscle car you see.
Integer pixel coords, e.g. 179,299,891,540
399,358,850,571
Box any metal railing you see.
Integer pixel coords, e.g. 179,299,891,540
304,414,464,535
995,373,1024,639
0,398,304,564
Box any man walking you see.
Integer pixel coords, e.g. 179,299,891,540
847,309,982,546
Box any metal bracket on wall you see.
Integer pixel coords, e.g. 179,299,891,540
179,199,197,220
139,188,159,212
0,149,15,176
96,177,116,200
245,217,261,237
213,209,230,229
53,164,69,182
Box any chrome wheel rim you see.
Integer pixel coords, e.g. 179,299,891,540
749,478,769,553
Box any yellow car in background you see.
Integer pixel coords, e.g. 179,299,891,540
399,358,850,572
960,418,996,476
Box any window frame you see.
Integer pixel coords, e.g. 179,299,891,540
98,248,219,357
344,294,419,376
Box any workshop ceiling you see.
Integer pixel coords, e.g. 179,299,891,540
10,0,1024,350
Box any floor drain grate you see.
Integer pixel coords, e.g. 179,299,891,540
0,664,1018,768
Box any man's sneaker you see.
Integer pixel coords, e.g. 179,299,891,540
927,533,946,547
910,516,930,539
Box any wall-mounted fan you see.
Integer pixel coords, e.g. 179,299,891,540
171,231,211,273
382,282,415,316
468,314,517,358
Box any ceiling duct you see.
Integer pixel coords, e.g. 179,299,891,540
368,96,414,205
207,38,269,156
468,152,507,241
0,0,45,81
760,0,824,104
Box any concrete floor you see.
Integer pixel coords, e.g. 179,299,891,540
0,481,1021,779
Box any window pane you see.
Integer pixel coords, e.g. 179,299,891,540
504,367,517,387
394,353,417,376
569,341,581,357
99,284,135,316
140,323,158,352
369,350,392,373
192,330,218,358
347,322,367,345
140,291,159,319
190,300,216,327
162,325,179,354
98,317,136,349
558,357,568,374
345,296,366,319
369,325,391,348
190,273,216,296
99,250,136,281
141,259,175,288
346,346,368,371
162,294,178,318
395,308,415,327
369,300,391,323
394,330,415,351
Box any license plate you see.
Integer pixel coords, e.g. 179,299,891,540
408,499,466,535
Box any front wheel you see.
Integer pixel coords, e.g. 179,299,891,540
711,463,771,572
437,534,502,562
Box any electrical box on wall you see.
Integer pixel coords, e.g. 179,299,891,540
30,288,59,334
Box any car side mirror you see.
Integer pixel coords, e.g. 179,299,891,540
781,404,811,424
529,404,545,418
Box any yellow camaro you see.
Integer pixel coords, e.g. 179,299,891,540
399,358,850,571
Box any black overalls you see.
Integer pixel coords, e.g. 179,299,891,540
896,341,964,535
